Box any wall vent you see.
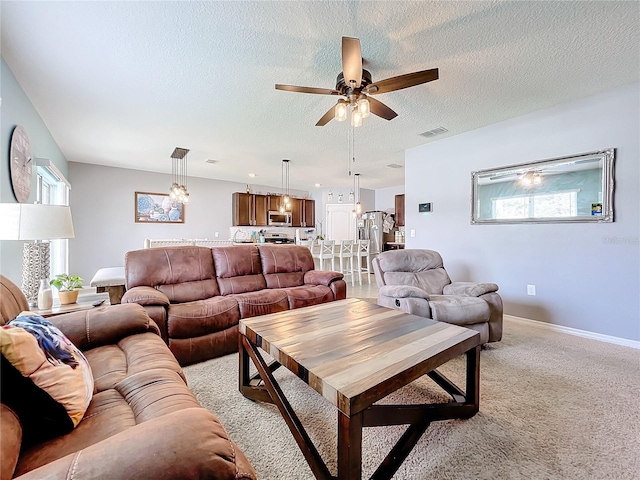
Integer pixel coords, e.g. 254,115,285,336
205,159,219,164
420,126,448,138
387,163,403,169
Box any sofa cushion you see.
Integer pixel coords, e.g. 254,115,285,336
427,295,490,325
15,333,198,476
125,246,220,303
169,325,238,367
213,246,267,295
167,296,240,339
1,315,93,446
232,290,289,318
283,285,335,309
259,245,314,288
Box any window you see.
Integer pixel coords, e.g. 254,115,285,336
36,159,71,278
493,191,578,220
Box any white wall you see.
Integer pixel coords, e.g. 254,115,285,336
405,83,640,341
68,162,309,283
375,185,404,213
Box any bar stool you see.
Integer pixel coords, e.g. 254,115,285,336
336,240,355,286
312,240,336,271
297,239,313,250
354,239,371,285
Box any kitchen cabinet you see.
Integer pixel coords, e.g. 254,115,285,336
395,194,405,227
291,198,315,227
232,193,267,226
267,195,281,211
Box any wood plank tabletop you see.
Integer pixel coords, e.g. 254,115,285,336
240,298,481,415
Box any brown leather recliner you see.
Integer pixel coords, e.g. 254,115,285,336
123,244,347,366
373,249,503,343
0,274,256,480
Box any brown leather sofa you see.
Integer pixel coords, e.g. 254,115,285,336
123,244,346,366
0,274,256,480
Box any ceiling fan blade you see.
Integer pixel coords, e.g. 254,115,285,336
315,105,336,126
275,84,340,95
366,68,439,95
342,37,363,88
368,96,397,120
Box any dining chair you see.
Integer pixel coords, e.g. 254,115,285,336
336,240,355,286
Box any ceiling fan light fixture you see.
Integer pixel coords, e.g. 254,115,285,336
335,101,348,122
357,97,370,118
351,109,363,127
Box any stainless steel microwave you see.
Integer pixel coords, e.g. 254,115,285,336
268,211,292,226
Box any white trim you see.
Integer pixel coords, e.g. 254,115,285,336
505,315,640,349
35,157,71,188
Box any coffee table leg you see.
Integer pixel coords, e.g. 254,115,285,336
338,411,363,480
466,345,480,412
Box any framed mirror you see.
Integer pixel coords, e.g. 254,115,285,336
471,149,615,224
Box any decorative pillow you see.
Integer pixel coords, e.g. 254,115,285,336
0,314,93,446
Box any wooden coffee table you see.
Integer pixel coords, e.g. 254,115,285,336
239,298,481,480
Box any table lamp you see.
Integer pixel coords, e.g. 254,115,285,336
0,203,75,306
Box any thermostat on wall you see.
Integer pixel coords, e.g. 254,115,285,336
419,202,432,213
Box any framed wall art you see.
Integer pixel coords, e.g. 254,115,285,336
134,192,185,223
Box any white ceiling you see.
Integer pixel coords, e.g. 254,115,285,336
2,1,638,191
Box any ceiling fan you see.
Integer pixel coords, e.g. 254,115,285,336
275,37,439,126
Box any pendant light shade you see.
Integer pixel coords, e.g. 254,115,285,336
169,147,190,204
335,101,348,122
351,109,363,127
357,97,370,118
281,159,291,211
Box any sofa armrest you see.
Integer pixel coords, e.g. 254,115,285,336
379,285,430,300
443,282,498,297
304,270,344,287
14,408,256,480
122,286,170,307
47,303,160,351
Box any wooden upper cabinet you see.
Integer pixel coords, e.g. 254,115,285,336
292,198,315,227
395,194,405,227
267,195,281,212
303,199,315,228
254,194,268,226
232,192,267,226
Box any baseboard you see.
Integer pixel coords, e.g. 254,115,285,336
504,315,640,349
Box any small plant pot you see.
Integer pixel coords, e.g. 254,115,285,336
58,290,79,305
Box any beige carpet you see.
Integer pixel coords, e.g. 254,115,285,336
184,318,640,479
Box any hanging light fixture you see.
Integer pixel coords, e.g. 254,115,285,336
327,190,333,202
354,173,362,214
349,190,354,202
169,147,190,204
280,159,291,213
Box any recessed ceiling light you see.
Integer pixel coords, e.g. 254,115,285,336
248,173,256,178
315,183,321,187
205,159,219,164
387,163,403,169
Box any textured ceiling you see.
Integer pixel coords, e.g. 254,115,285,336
2,1,638,191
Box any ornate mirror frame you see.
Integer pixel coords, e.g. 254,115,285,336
471,149,615,224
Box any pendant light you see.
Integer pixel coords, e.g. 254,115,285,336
280,159,291,213
169,147,190,204
354,173,362,214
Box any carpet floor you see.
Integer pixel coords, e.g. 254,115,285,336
183,318,639,479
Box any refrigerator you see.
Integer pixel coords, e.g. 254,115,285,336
357,211,384,256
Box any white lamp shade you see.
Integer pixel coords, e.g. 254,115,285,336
0,204,75,240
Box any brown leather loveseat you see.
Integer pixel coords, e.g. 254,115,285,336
123,244,346,366
0,274,256,480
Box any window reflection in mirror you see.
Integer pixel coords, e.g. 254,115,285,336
471,149,614,224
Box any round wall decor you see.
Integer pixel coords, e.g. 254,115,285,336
9,125,33,203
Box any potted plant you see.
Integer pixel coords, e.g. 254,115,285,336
50,274,83,305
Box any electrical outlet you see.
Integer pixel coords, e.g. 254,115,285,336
410,229,416,238
527,284,536,296
214,232,219,238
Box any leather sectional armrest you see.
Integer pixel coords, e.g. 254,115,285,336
14,408,256,480
444,282,498,297
304,270,344,287
48,303,160,351
122,286,170,307
379,285,430,300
